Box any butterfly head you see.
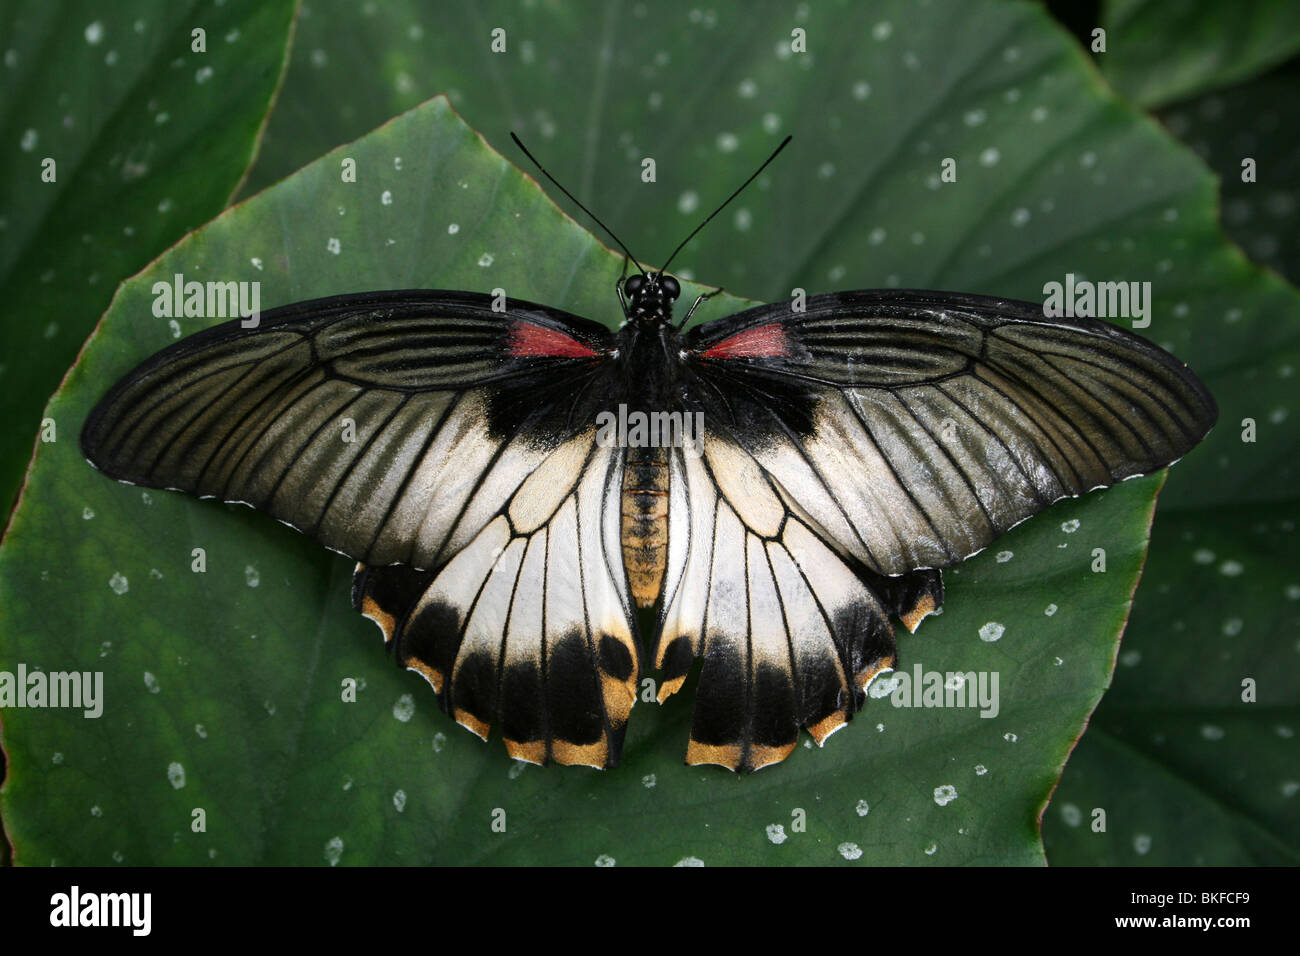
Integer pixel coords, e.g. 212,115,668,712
623,272,681,324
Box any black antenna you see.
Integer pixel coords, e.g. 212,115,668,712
659,134,792,276
511,132,647,276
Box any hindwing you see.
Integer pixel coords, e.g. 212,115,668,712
353,436,639,767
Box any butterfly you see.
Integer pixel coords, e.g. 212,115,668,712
81,135,1217,771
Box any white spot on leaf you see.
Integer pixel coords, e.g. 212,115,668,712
393,694,415,722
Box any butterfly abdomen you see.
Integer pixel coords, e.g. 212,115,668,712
621,444,670,608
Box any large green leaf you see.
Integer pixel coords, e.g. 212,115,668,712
1099,0,1300,108
0,0,297,518
0,96,1161,865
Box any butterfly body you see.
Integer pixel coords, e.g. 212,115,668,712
608,279,701,609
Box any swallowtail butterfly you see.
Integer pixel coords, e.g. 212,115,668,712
81,135,1217,771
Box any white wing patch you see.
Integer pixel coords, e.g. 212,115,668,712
703,433,784,538
654,440,902,772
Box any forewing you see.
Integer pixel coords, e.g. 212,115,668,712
352,437,640,768
684,289,1217,576
81,290,617,569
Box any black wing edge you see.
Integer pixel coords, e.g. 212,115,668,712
685,287,1219,436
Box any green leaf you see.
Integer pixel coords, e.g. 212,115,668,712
1157,70,1300,286
1099,0,1300,109
1043,502,1300,864
1,96,1161,865
0,0,297,517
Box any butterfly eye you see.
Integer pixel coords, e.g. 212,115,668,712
661,275,681,299
624,275,644,296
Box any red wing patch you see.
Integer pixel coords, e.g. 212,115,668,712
508,321,599,358
700,323,790,359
